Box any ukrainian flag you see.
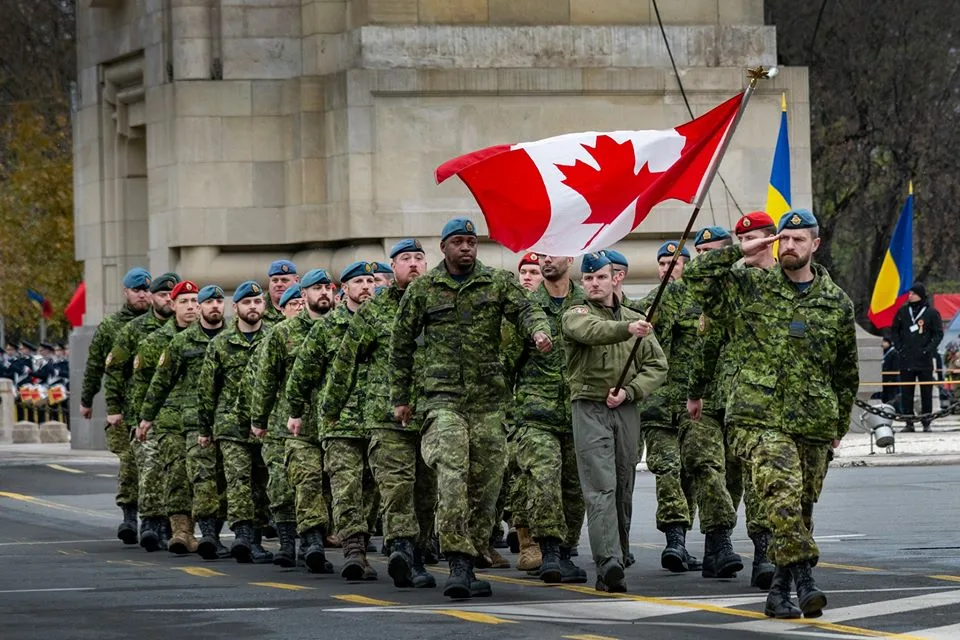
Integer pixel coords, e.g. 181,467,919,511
868,184,914,329
765,93,791,218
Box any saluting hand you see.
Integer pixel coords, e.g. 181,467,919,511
741,233,780,257
533,332,552,353
628,320,653,338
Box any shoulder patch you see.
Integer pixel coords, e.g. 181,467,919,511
158,352,167,367
133,354,141,370
571,306,589,315
105,352,114,367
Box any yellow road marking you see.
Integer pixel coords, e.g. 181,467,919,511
332,594,398,606
431,610,515,624
107,559,157,567
564,635,619,640
818,562,882,573
0,491,112,520
47,464,84,474
177,567,225,577
249,582,313,591
930,575,960,583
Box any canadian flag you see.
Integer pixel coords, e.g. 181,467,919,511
436,92,744,256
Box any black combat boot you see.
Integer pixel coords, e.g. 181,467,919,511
273,522,297,568
157,517,171,551
764,566,802,619
683,548,702,571
661,524,688,573
749,531,775,590
118,504,138,545
340,534,367,581
262,521,278,540
411,546,437,589
558,546,588,584
442,553,472,599
251,529,275,564
506,527,519,554
214,518,231,559
468,555,492,598
139,517,161,552
302,527,328,573
196,517,220,560
387,538,415,588
537,538,563,584
789,562,827,618
423,537,440,565
595,558,627,593
702,530,743,579
231,520,254,563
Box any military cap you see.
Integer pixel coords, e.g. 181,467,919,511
340,261,376,283
39,342,55,351
694,226,732,247
601,249,629,268
735,211,776,235
374,262,394,275
389,238,424,259
580,252,612,273
197,285,224,303
21,340,36,352
279,284,303,308
122,267,152,290
300,268,332,288
233,280,263,302
518,252,540,270
170,280,199,299
268,260,297,277
777,208,819,232
441,217,477,242
657,240,691,260
149,272,181,293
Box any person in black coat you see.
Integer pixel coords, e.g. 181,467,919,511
878,333,902,408
891,283,944,431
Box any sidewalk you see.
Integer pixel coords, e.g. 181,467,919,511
0,442,116,466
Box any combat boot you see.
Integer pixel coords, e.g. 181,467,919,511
388,538,415,588
683,548,702,571
789,562,827,618
118,504,138,545
251,529,275,564
340,534,367,581
661,524,688,573
423,537,440,565
506,526,519,553
361,535,379,580
749,531,775,590
411,546,437,589
139,517,160,552
537,538,563,583
468,557,492,598
214,519,231,559
558,546,588,584
764,566,802,619
231,520,254,563
273,522,297,568
325,533,342,548
263,521,278,540
302,527,330,574
196,517,221,560
483,544,510,569
492,524,508,549
702,529,743,579
168,514,199,555
595,559,627,593
515,527,542,572
157,517,171,551
442,553,472,599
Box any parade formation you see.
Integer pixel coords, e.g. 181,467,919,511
79,207,859,620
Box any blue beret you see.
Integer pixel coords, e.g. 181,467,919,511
279,284,303,308
374,262,394,275
657,241,690,260
233,280,264,302
197,285,224,303
122,267,152,289
389,238,424,259
268,260,297,277
580,252,612,274
441,217,477,242
374,285,388,296
601,249,628,268
694,226,732,247
340,261,376,283
149,272,182,293
300,268,332,288
777,208,819,232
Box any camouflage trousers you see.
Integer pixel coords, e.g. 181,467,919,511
219,439,270,528
729,427,829,566
515,426,584,546
105,423,138,507
724,436,768,537
186,431,226,519
368,429,437,547
495,439,525,529
323,437,379,541
157,431,192,516
678,414,736,533
420,408,506,558
284,437,329,536
135,429,165,518
642,425,696,531
262,437,296,524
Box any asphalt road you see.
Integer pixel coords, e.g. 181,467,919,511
2,458,960,640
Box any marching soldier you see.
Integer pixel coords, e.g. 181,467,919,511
263,260,299,327
278,285,304,318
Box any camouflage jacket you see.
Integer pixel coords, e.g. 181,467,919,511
683,245,860,442
103,311,168,424
196,320,267,442
249,309,317,439
262,301,285,328
503,282,586,433
80,304,146,408
561,298,668,404
284,313,343,441
390,260,551,416
129,319,190,433
621,292,648,314
141,321,223,433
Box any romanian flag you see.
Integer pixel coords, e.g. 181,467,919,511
765,94,791,218
27,289,53,320
868,184,914,329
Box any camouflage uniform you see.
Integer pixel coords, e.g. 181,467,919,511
262,302,285,328
684,245,859,566
80,304,145,508
197,320,269,529
389,260,550,558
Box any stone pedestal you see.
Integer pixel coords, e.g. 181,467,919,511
13,421,41,444
40,422,71,444
69,326,107,451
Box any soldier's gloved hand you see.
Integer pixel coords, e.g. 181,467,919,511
686,398,703,421
606,388,628,409
287,417,301,437
251,425,266,439
106,413,123,427
533,332,553,353
198,435,211,448
137,420,152,442
394,405,413,427
628,320,653,337
80,406,93,420
741,233,780,257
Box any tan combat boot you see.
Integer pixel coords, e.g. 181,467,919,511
516,526,542,572
168,514,199,555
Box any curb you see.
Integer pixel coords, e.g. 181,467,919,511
830,454,960,468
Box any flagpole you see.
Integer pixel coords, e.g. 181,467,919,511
613,65,777,395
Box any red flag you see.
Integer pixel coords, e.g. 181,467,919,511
436,92,744,256
64,281,86,327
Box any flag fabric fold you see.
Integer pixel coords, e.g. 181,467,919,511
27,288,53,320
435,92,745,256
868,186,914,329
64,281,86,328
765,93,792,219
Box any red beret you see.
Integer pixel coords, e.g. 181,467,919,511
517,252,540,270
735,211,776,235
170,280,199,298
